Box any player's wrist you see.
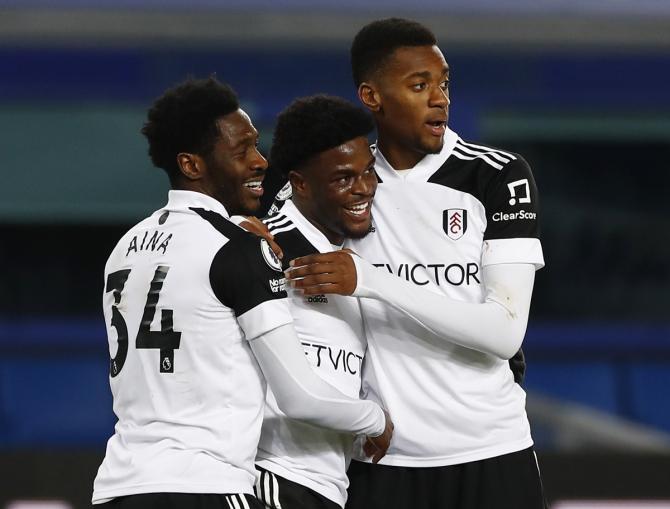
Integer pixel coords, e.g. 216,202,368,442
349,253,377,299
365,403,386,437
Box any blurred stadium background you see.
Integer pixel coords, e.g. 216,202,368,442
1,0,669,507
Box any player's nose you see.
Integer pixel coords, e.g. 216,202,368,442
430,86,449,108
250,147,268,172
352,174,375,196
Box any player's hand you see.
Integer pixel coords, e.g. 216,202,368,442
238,216,284,260
286,249,357,296
363,410,393,464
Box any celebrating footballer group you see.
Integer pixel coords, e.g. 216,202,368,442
93,17,547,509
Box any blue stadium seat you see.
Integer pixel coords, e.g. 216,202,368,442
525,361,620,415
626,363,670,431
0,356,115,447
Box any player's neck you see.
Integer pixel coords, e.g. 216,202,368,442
376,138,425,171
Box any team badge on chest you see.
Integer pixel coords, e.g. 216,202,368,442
443,209,468,240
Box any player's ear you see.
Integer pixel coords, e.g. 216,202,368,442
177,152,204,180
358,82,381,113
288,170,307,196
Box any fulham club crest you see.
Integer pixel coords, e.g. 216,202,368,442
260,238,283,272
443,209,468,240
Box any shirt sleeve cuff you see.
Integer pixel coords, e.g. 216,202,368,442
228,215,247,227
237,299,293,341
350,252,380,299
482,238,545,270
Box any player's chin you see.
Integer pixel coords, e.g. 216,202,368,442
341,219,373,239
420,136,444,155
238,196,262,216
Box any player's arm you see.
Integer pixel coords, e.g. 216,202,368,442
287,253,534,360
211,231,391,461
230,214,284,260
287,156,544,360
249,322,392,462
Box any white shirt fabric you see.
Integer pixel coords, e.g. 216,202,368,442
93,191,384,503
256,200,367,508
346,128,545,467
351,259,536,360
250,322,383,438
93,190,292,502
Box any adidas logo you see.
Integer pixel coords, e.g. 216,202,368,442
306,295,329,304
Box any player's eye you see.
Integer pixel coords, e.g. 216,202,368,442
335,176,352,186
440,80,450,91
235,142,257,159
411,82,427,92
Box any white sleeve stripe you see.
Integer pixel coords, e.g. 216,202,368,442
239,494,251,509
263,214,289,226
455,144,508,165
267,223,297,235
254,472,262,503
263,470,272,506
455,141,511,164
452,147,503,170
272,472,283,509
457,139,517,160
230,494,242,509
225,496,234,509
256,471,263,503
266,217,291,230
457,139,514,161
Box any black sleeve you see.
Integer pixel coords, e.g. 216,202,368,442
257,169,289,217
210,234,287,316
272,229,319,272
483,156,541,241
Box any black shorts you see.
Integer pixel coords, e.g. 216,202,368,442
255,465,341,509
95,492,263,509
346,446,547,509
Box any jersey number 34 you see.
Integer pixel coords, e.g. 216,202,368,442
105,266,182,377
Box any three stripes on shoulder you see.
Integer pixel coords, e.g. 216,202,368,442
452,139,517,171
263,214,296,235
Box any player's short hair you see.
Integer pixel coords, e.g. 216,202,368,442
351,17,437,87
270,94,374,177
141,77,239,183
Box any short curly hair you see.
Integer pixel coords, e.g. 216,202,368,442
270,94,374,177
141,77,239,183
351,18,437,87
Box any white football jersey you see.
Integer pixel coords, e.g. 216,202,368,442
92,190,292,503
255,200,365,508
346,128,545,467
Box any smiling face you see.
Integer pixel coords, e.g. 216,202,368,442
201,109,268,215
291,136,377,245
361,45,450,169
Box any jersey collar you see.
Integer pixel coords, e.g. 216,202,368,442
373,127,458,182
280,200,343,253
165,190,230,218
